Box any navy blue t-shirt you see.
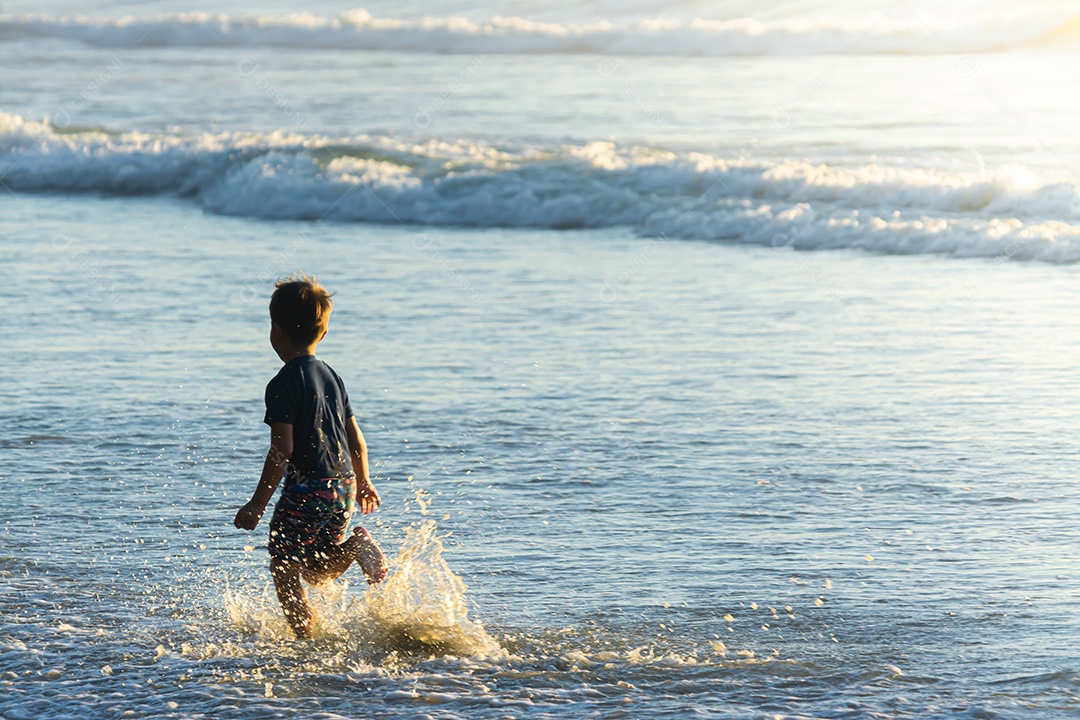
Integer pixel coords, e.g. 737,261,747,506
264,355,355,486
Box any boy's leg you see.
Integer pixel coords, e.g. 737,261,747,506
300,543,354,586
270,558,314,639
301,527,387,586
349,527,389,585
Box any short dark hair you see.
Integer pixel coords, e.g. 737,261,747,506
269,272,334,346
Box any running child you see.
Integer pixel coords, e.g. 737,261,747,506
234,272,388,639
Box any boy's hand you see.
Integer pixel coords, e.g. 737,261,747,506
355,480,381,515
234,501,265,531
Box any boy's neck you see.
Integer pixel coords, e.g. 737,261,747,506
275,336,319,363
280,344,317,362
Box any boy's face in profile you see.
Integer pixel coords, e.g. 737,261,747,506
270,322,289,362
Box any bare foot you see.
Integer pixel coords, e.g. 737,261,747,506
349,526,388,585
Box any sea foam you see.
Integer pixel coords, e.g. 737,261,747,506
5,111,1080,262
2,7,1078,56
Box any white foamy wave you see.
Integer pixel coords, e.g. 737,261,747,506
5,111,1080,262
1,7,1077,56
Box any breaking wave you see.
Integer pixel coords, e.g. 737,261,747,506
2,7,1078,56
5,111,1080,262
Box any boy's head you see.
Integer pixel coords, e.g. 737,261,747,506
269,272,334,348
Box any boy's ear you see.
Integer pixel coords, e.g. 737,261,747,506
318,328,328,342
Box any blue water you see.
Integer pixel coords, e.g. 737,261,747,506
3,2,1080,718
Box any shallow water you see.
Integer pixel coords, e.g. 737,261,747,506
3,1,1080,717
2,192,1078,718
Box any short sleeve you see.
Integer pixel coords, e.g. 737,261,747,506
334,371,354,419
264,375,296,426
341,381,354,419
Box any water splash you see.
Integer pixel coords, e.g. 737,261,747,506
221,579,296,642
361,520,502,659
221,517,501,661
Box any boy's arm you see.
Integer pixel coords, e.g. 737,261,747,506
234,423,294,531
347,416,380,515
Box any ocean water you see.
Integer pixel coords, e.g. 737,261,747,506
2,1,1079,718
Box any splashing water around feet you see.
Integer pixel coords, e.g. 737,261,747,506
362,520,502,659
223,514,501,661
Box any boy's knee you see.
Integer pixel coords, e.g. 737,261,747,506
270,558,300,578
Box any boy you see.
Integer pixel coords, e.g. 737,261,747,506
234,273,388,639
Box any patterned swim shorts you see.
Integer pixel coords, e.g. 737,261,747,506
268,476,354,564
